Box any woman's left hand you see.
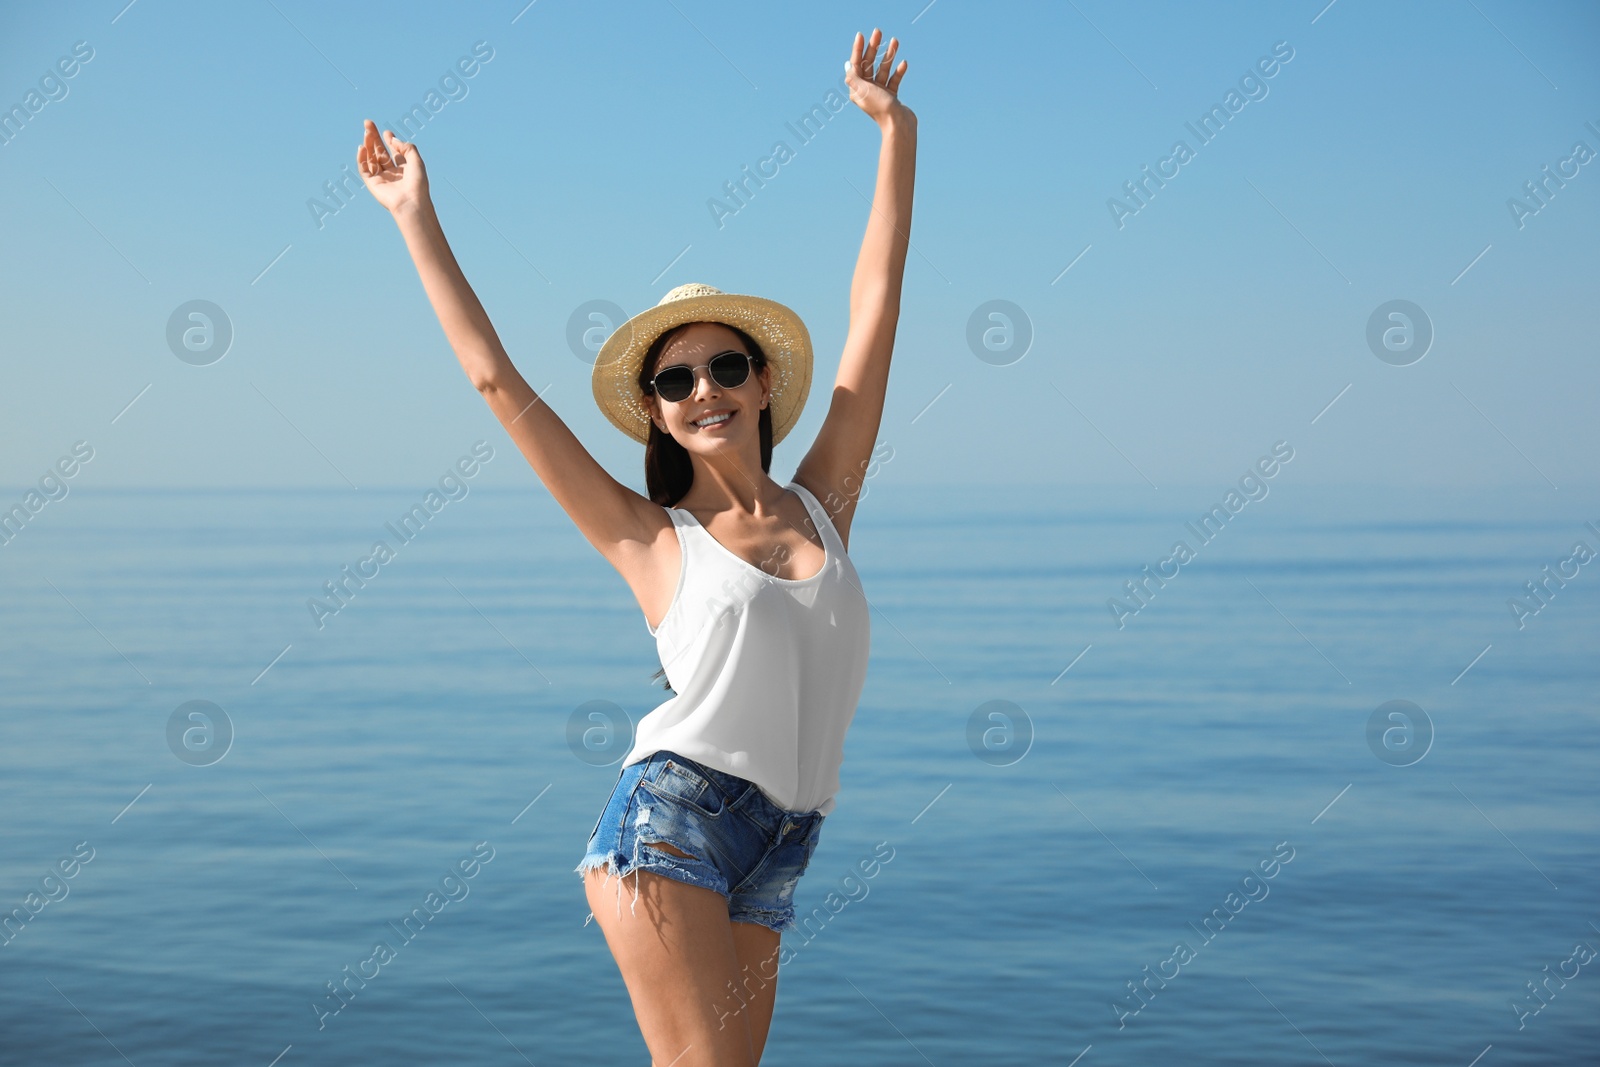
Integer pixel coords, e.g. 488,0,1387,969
845,29,912,126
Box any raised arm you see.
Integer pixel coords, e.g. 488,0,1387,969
793,30,917,548
356,120,661,559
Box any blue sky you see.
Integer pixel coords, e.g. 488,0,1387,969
1,0,1596,491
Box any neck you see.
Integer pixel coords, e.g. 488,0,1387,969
681,452,781,516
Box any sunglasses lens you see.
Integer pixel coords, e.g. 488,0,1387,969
653,368,694,402
709,352,751,388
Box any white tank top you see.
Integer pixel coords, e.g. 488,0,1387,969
620,480,871,816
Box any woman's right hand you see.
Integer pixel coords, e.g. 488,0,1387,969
357,118,429,215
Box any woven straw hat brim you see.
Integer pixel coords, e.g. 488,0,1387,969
591,289,813,447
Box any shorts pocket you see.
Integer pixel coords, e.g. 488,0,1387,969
639,758,726,818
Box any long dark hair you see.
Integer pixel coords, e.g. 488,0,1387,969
640,321,774,690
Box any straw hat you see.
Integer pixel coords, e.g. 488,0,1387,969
591,283,813,446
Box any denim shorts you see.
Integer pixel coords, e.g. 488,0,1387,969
574,749,825,934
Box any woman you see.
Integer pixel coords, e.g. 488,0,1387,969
357,27,914,1066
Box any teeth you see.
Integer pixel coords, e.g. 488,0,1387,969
693,412,732,427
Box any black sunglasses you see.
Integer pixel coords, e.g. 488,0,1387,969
645,350,758,403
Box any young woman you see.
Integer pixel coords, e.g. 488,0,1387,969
358,27,915,1066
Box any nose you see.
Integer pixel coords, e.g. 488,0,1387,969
689,366,721,400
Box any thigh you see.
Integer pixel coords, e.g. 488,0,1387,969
729,920,782,1064
723,815,824,1059
583,865,758,1067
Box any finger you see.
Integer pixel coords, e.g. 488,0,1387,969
368,137,391,172
888,59,908,93
846,31,869,84
384,129,409,167
363,118,388,164
861,28,879,71
876,37,898,83
390,132,418,166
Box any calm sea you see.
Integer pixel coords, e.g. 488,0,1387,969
2,480,1596,1065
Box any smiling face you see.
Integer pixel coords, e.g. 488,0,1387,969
644,321,771,452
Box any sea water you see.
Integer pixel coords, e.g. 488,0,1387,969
1,480,1595,1064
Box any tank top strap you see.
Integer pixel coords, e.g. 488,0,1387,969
665,502,741,579
786,480,845,557
665,503,707,555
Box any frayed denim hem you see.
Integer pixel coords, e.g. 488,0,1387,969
574,827,652,928
728,906,793,934
574,802,724,927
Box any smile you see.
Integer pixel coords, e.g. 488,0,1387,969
692,411,734,428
